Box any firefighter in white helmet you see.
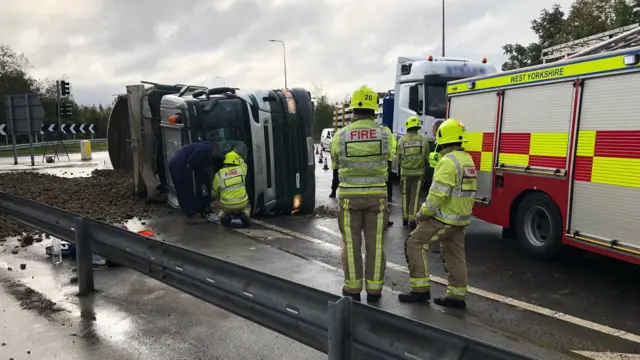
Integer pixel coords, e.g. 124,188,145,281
330,85,393,303
398,118,477,309
397,116,429,230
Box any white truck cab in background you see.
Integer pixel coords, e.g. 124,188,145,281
393,56,498,141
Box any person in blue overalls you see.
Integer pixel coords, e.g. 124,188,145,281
168,141,222,224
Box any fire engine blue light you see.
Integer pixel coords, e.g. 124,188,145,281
623,54,639,66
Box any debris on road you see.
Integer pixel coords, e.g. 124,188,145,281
0,169,164,239
20,264,26,270
313,204,339,218
1,279,64,317
20,234,34,247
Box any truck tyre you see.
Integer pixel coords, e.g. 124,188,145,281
515,192,564,260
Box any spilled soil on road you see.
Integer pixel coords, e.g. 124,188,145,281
0,169,164,239
1,279,65,317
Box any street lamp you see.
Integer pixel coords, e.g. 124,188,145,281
269,39,288,89
442,0,446,56
214,76,225,87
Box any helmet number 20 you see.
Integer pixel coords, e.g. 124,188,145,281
364,94,373,101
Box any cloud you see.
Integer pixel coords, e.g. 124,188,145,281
0,0,575,105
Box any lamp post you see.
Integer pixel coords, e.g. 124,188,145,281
442,0,446,56
214,76,225,87
269,39,288,89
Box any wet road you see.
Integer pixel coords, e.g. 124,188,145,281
0,149,638,359
256,149,640,358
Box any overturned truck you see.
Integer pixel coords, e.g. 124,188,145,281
107,82,316,216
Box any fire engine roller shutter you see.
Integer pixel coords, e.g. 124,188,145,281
499,81,574,170
569,72,640,251
448,91,497,202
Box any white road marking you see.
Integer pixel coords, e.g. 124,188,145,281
251,219,640,346
573,352,640,360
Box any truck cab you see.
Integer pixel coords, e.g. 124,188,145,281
391,56,497,180
108,83,315,217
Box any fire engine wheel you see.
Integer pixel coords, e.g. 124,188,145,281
515,192,564,260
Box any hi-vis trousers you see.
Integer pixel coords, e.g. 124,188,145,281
405,218,468,300
338,195,389,295
401,175,423,221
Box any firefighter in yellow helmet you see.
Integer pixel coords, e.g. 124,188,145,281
397,116,429,230
330,85,393,303
211,150,251,227
398,118,477,309
329,128,343,199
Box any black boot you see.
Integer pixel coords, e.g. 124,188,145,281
434,297,467,309
239,214,251,228
221,215,232,227
409,221,417,230
387,220,394,227
367,293,381,303
342,288,361,302
329,190,336,198
402,219,409,227
398,291,430,303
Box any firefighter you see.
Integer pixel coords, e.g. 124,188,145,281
398,118,477,309
329,128,343,199
212,150,251,228
397,116,429,230
330,85,393,303
168,141,219,224
386,126,397,202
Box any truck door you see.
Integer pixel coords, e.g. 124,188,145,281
159,98,193,208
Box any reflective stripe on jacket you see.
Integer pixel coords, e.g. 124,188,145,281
330,116,393,196
420,148,477,226
398,132,429,176
212,162,249,209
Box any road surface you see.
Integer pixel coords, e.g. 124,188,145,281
0,149,638,359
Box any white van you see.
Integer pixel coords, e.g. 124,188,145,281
320,128,335,152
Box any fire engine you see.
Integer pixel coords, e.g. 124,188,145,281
445,46,640,264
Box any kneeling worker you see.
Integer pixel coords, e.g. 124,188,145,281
169,141,219,224
398,118,476,309
212,150,251,227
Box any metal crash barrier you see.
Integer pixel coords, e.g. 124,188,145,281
0,191,536,360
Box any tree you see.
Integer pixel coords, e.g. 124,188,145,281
311,85,335,139
500,0,640,71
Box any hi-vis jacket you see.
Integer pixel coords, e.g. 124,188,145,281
420,148,477,226
212,158,249,209
330,116,394,197
397,132,429,176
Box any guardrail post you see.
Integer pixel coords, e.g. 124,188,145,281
327,296,353,360
74,217,94,295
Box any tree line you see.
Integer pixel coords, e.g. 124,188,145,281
0,44,111,143
502,0,640,70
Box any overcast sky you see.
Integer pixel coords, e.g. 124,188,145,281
1,0,573,106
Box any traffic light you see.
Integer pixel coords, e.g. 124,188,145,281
59,102,72,117
59,80,71,96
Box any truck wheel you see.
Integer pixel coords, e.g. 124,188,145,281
515,192,564,260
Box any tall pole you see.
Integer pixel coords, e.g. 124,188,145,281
269,39,288,89
442,0,445,57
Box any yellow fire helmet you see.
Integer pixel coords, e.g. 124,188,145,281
405,116,421,131
436,118,468,145
224,151,241,166
349,85,379,111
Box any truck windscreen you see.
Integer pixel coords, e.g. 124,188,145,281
201,98,249,160
424,75,463,119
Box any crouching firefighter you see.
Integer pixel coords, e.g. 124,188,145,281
398,118,477,309
330,85,393,303
212,151,251,227
398,116,429,230
168,141,219,224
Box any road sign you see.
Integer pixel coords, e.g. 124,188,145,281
0,124,5,136
4,93,45,134
69,124,76,134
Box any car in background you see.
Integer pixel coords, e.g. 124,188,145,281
320,128,334,152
